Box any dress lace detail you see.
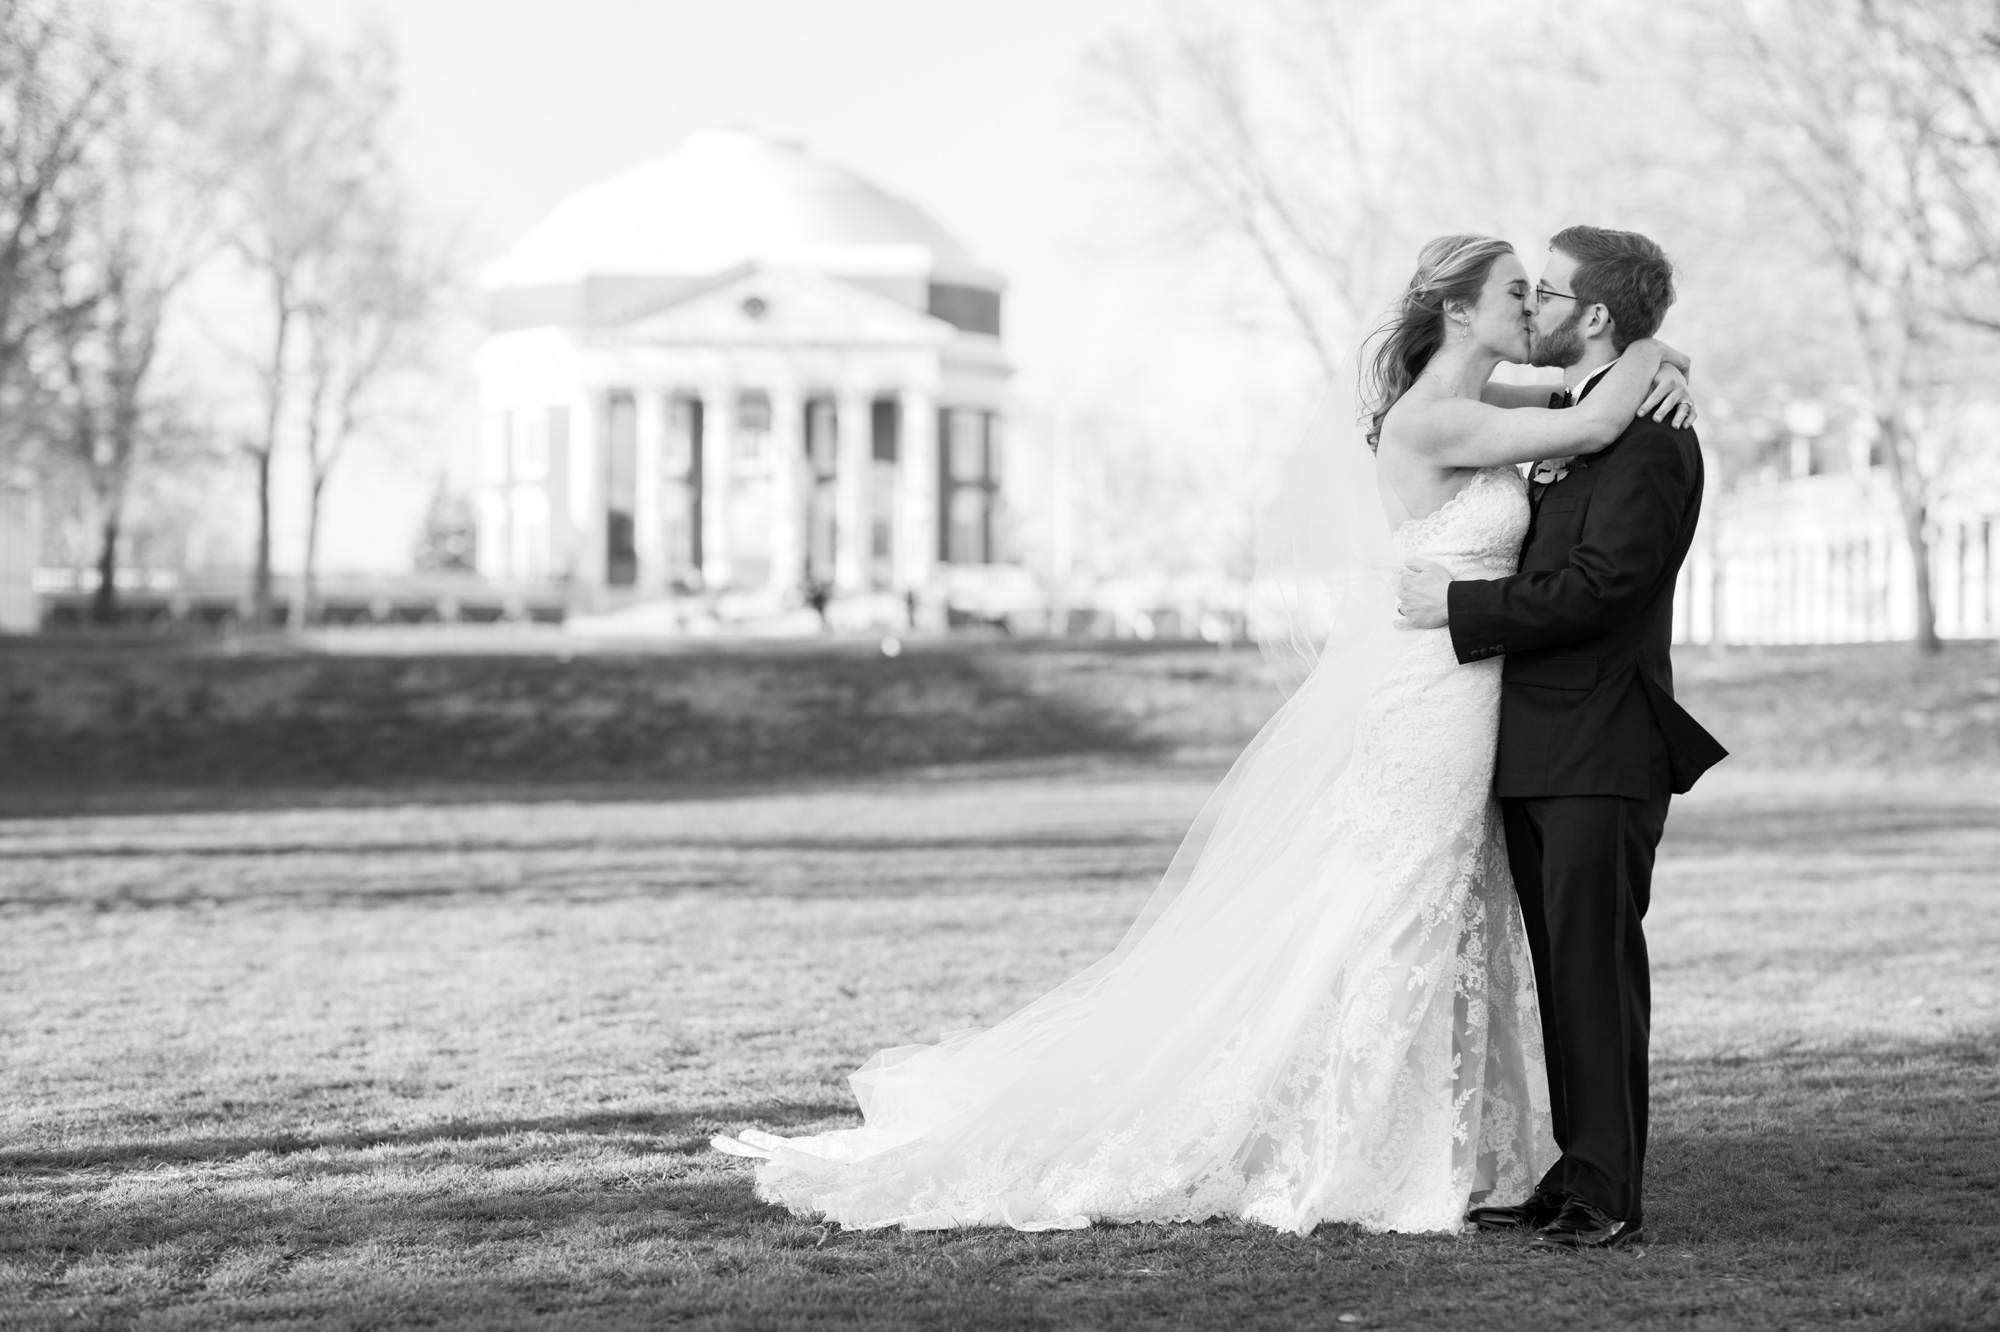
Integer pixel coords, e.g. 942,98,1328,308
718,466,1551,1234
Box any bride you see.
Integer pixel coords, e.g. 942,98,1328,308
714,234,1694,1235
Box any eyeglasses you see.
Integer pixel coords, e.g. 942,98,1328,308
1534,284,1580,305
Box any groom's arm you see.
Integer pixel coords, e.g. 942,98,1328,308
1447,426,1699,664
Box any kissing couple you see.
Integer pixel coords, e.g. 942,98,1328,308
717,224,1728,1250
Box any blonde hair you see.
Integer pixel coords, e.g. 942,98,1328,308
1358,234,1514,452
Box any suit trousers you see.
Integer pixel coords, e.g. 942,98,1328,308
1500,749,1672,1222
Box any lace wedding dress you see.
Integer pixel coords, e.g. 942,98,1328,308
715,465,1551,1235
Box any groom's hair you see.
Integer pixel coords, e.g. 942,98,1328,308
1549,225,1675,352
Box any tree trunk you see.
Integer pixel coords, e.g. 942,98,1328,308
1877,412,1942,654
251,301,291,628
251,446,273,626
293,475,324,629
90,510,120,626
1897,492,1942,654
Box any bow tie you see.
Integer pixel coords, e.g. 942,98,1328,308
1549,390,1570,409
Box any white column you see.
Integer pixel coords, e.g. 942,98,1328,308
634,388,664,593
569,390,606,593
700,386,733,589
834,389,871,592
768,383,805,595
898,385,938,590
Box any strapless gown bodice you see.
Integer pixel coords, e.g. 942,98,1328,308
1395,465,1531,578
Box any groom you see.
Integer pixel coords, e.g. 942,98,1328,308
1396,225,1727,1249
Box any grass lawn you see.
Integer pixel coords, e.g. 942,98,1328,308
2,640,1997,1328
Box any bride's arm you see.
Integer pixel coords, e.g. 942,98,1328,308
1639,363,1697,427
1479,381,1561,409
1482,343,1688,412
1396,338,1667,468
1492,366,1697,426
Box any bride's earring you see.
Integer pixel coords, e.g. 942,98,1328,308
1457,320,1469,344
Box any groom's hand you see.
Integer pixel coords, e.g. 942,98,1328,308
1396,560,1453,630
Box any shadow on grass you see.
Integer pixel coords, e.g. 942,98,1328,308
18,1040,1995,1247
0,1102,851,1174
0,752,1218,822
5,1038,1997,1328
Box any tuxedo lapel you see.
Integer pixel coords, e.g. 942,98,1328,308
1569,360,1616,405
1530,390,1570,509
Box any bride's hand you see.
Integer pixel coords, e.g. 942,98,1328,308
1638,364,1696,429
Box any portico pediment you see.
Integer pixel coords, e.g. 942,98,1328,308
599,268,956,349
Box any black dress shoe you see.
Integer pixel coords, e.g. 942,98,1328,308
1530,1197,1644,1250
1464,1189,1567,1232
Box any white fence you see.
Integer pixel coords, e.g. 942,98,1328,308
1673,472,1997,645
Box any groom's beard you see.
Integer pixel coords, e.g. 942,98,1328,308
1529,306,1585,369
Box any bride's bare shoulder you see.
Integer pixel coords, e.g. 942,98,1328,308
1378,381,1447,451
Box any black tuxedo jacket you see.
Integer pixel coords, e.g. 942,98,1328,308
1446,377,1727,799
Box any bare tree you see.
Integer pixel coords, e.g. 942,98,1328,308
1087,0,1639,382
47,22,218,623
1087,1,1407,378
0,0,118,453
1885,0,2000,332
197,0,398,626
1712,0,2000,653
290,194,447,627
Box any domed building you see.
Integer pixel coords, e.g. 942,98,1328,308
472,129,1010,612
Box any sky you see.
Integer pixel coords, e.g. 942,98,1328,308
275,0,1230,572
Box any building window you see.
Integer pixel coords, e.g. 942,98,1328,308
605,391,638,588
871,399,899,463
983,415,1002,485
806,398,838,480
948,410,984,483
948,488,985,565
940,408,1000,565
868,401,896,585
736,391,771,471
871,460,896,564
800,396,837,585
661,485,694,581
665,397,696,477
667,396,703,579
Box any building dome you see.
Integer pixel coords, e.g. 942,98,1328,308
481,129,992,290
